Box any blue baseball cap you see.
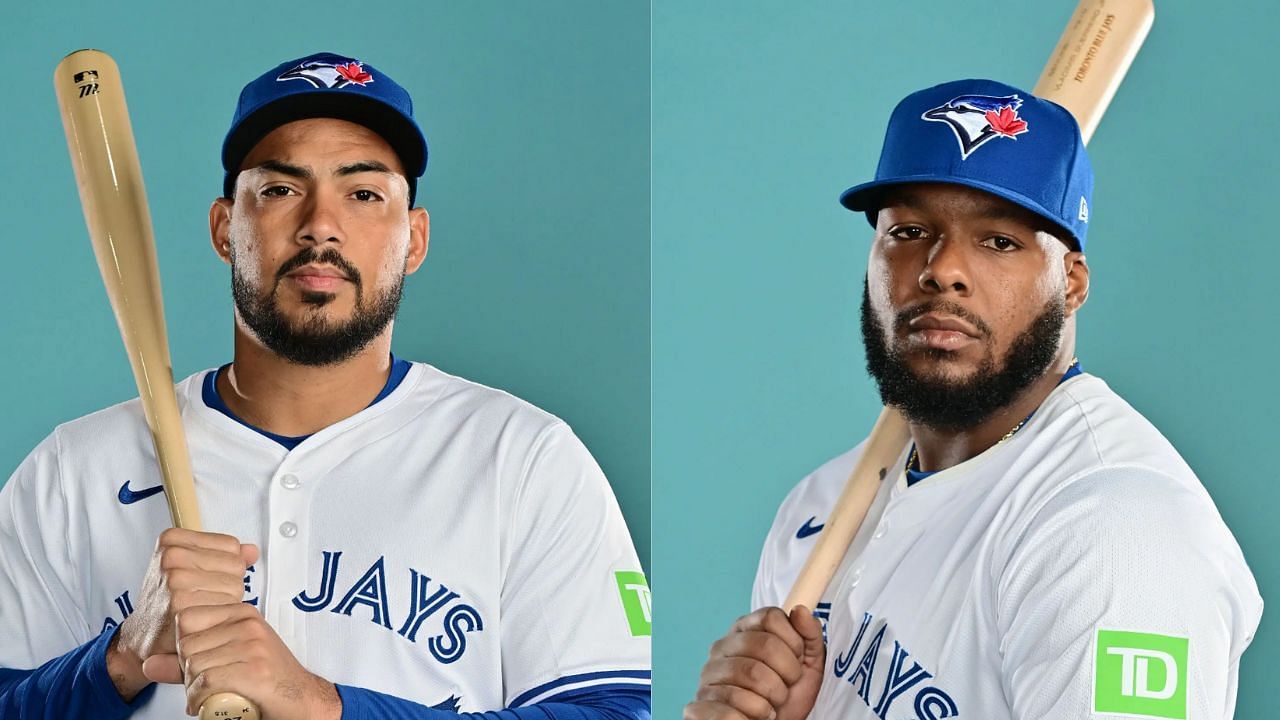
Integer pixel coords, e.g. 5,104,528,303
840,79,1093,250
221,52,428,204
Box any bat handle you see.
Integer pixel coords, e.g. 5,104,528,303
199,692,261,720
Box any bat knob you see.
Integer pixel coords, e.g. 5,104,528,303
198,692,261,720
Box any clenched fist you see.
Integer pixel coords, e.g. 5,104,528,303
170,602,341,720
684,606,825,720
106,528,257,701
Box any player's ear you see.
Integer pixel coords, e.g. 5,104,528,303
209,198,234,265
1063,250,1089,315
405,207,429,275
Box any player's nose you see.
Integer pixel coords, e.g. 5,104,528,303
295,188,344,245
918,236,971,295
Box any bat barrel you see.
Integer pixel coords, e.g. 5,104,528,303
53,50,202,531
54,49,260,720
1033,0,1155,142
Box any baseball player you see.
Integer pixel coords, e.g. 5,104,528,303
685,80,1262,720
0,53,650,719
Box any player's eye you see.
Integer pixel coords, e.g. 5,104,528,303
888,225,929,241
981,235,1020,252
352,189,384,203
260,185,294,198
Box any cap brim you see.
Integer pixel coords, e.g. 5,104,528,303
839,175,1081,249
221,92,427,195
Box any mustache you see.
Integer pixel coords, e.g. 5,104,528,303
275,247,362,286
895,300,993,338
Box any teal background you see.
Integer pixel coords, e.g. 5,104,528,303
0,1,649,573
653,0,1277,716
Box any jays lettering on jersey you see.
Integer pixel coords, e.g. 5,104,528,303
753,373,1262,719
0,362,650,717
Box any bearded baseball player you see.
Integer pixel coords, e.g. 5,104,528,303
0,53,650,719
685,79,1261,720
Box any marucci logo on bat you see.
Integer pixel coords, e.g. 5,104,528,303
73,69,99,98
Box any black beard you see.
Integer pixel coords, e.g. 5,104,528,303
860,280,1065,432
231,246,404,367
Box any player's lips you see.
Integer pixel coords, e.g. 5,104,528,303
286,264,350,291
906,313,980,349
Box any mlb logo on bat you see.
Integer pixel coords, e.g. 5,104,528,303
73,69,99,98
1093,629,1188,719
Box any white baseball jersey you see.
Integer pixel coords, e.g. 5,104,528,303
0,362,651,717
753,373,1262,719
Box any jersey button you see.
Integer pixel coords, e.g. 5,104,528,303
873,520,888,539
278,521,298,538
850,568,862,588
280,473,301,489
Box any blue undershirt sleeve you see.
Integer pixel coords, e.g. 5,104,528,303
336,684,650,720
0,625,156,719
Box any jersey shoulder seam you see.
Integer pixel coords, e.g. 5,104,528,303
1056,379,1107,466
413,362,566,426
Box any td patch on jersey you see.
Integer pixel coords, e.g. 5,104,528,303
1093,629,1188,719
277,59,374,89
614,571,651,637
922,93,1029,159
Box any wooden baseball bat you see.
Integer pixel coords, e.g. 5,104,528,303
784,0,1155,612
54,49,260,720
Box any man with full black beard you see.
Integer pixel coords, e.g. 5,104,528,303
0,53,650,719
686,80,1260,720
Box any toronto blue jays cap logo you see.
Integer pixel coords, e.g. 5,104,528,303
277,58,375,89
921,93,1030,159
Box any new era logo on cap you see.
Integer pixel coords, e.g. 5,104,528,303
277,58,374,89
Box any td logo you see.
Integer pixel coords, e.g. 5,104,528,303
1094,629,1189,719
614,571,652,637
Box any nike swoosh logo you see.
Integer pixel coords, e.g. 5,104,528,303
118,481,165,505
796,516,824,539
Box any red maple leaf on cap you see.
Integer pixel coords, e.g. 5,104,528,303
335,61,373,86
985,105,1028,137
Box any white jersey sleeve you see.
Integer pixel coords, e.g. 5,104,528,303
500,422,650,707
997,465,1263,718
0,430,92,667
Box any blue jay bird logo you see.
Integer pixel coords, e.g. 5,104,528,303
922,94,1030,159
277,59,374,89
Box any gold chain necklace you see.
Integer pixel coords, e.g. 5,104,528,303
906,357,1079,473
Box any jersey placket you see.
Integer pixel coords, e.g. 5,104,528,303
263,450,316,661
819,462,981,717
